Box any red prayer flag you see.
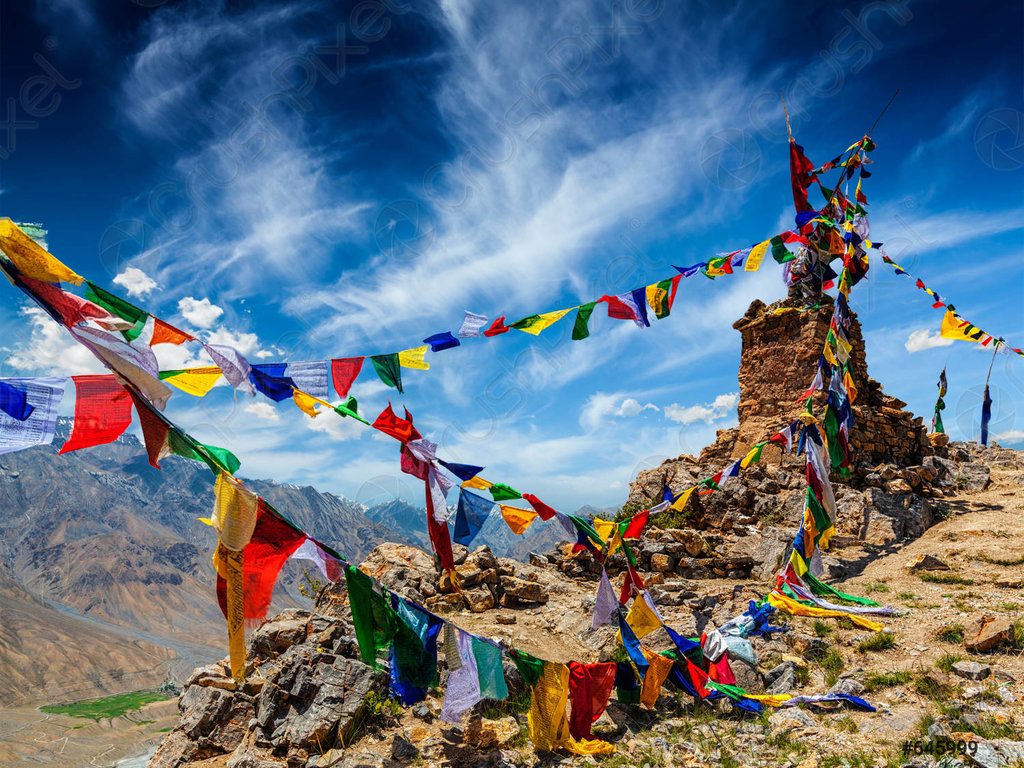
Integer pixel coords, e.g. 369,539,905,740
217,501,306,625
623,508,650,539
129,390,170,468
522,493,557,521
59,375,133,454
330,357,364,398
482,315,510,337
372,403,422,443
400,443,430,479
20,275,112,327
619,565,644,604
425,475,455,571
599,294,637,321
150,318,194,346
789,139,817,213
568,661,617,740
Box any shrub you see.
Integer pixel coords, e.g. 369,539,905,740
934,623,964,644
857,632,896,653
918,572,974,585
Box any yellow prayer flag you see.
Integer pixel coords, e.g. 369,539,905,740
843,369,858,403
620,593,662,640
645,284,667,315
592,517,621,556
0,218,83,285
398,346,430,369
766,590,883,631
745,240,770,272
822,341,839,367
527,662,614,756
515,308,571,335
461,476,492,491
500,505,538,535
212,472,259,551
163,367,223,397
744,694,792,707
739,446,760,470
940,309,982,343
669,486,694,511
293,388,324,418
639,648,675,708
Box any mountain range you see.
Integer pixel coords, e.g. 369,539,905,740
0,420,598,706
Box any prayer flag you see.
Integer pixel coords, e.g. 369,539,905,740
522,493,557,521
423,332,459,352
572,302,597,340
439,460,484,482
160,367,222,397
330,358,364,398
500,505,538,535
0,380,33,421
371,354,403,392
372,403,421,443
483,315,510,337
488,482,522,501
211,472,259,551
453,489,496,546
150,318,194,346
204,343,255,397
398,346,430,370
567,662,616,740
129,390,171,469
249,364,296,402
287,361,330,400
0,218,83,285
59,375,133,454
511,308,572,335
457,311,488,338
0,377,65,455
981,385,992,446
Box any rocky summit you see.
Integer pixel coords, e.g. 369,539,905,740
147,296,1024,768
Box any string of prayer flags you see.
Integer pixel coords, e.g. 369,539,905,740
423,332,459,352
453,489,496,546
571,302,597,340
0,217,83,285
330,358,364,398
499,504,538,535
58,375,133,454
0,377,65,455
371,354,403,392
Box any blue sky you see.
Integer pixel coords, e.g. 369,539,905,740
1,0,1022,511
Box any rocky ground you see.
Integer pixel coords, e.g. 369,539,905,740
147,440,1024,768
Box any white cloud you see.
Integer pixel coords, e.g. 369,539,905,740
579,392,658,432
995,430,1024,443
663,392,739,425
2,308,106,376
112,267,158,297
905,328,954,353
178,297,224,328
243,402,280,423
204,328,260,357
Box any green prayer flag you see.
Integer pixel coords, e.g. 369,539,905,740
654,279,674,320
85,281,148,341
346,565,400,668
804,572,879,607
510,649,544,687
509,314,542,331
572,302,596,340
167,428,241,476
488,483,522,502
335,396,370,425
371,354,403,393
805,488,831,541
770,236,794,264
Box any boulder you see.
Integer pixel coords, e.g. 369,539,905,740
957,462,991,491
965,615,1014,653
951,661,991,681
500,576,548,604
764,662,796,695
249,616,308,659
463,715,520,748
861,488,933,544
906,554,950,572
827,678,865,696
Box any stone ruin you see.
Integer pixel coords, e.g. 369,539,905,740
623,294,995,583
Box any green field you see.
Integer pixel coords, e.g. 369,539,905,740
40,691,172,721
